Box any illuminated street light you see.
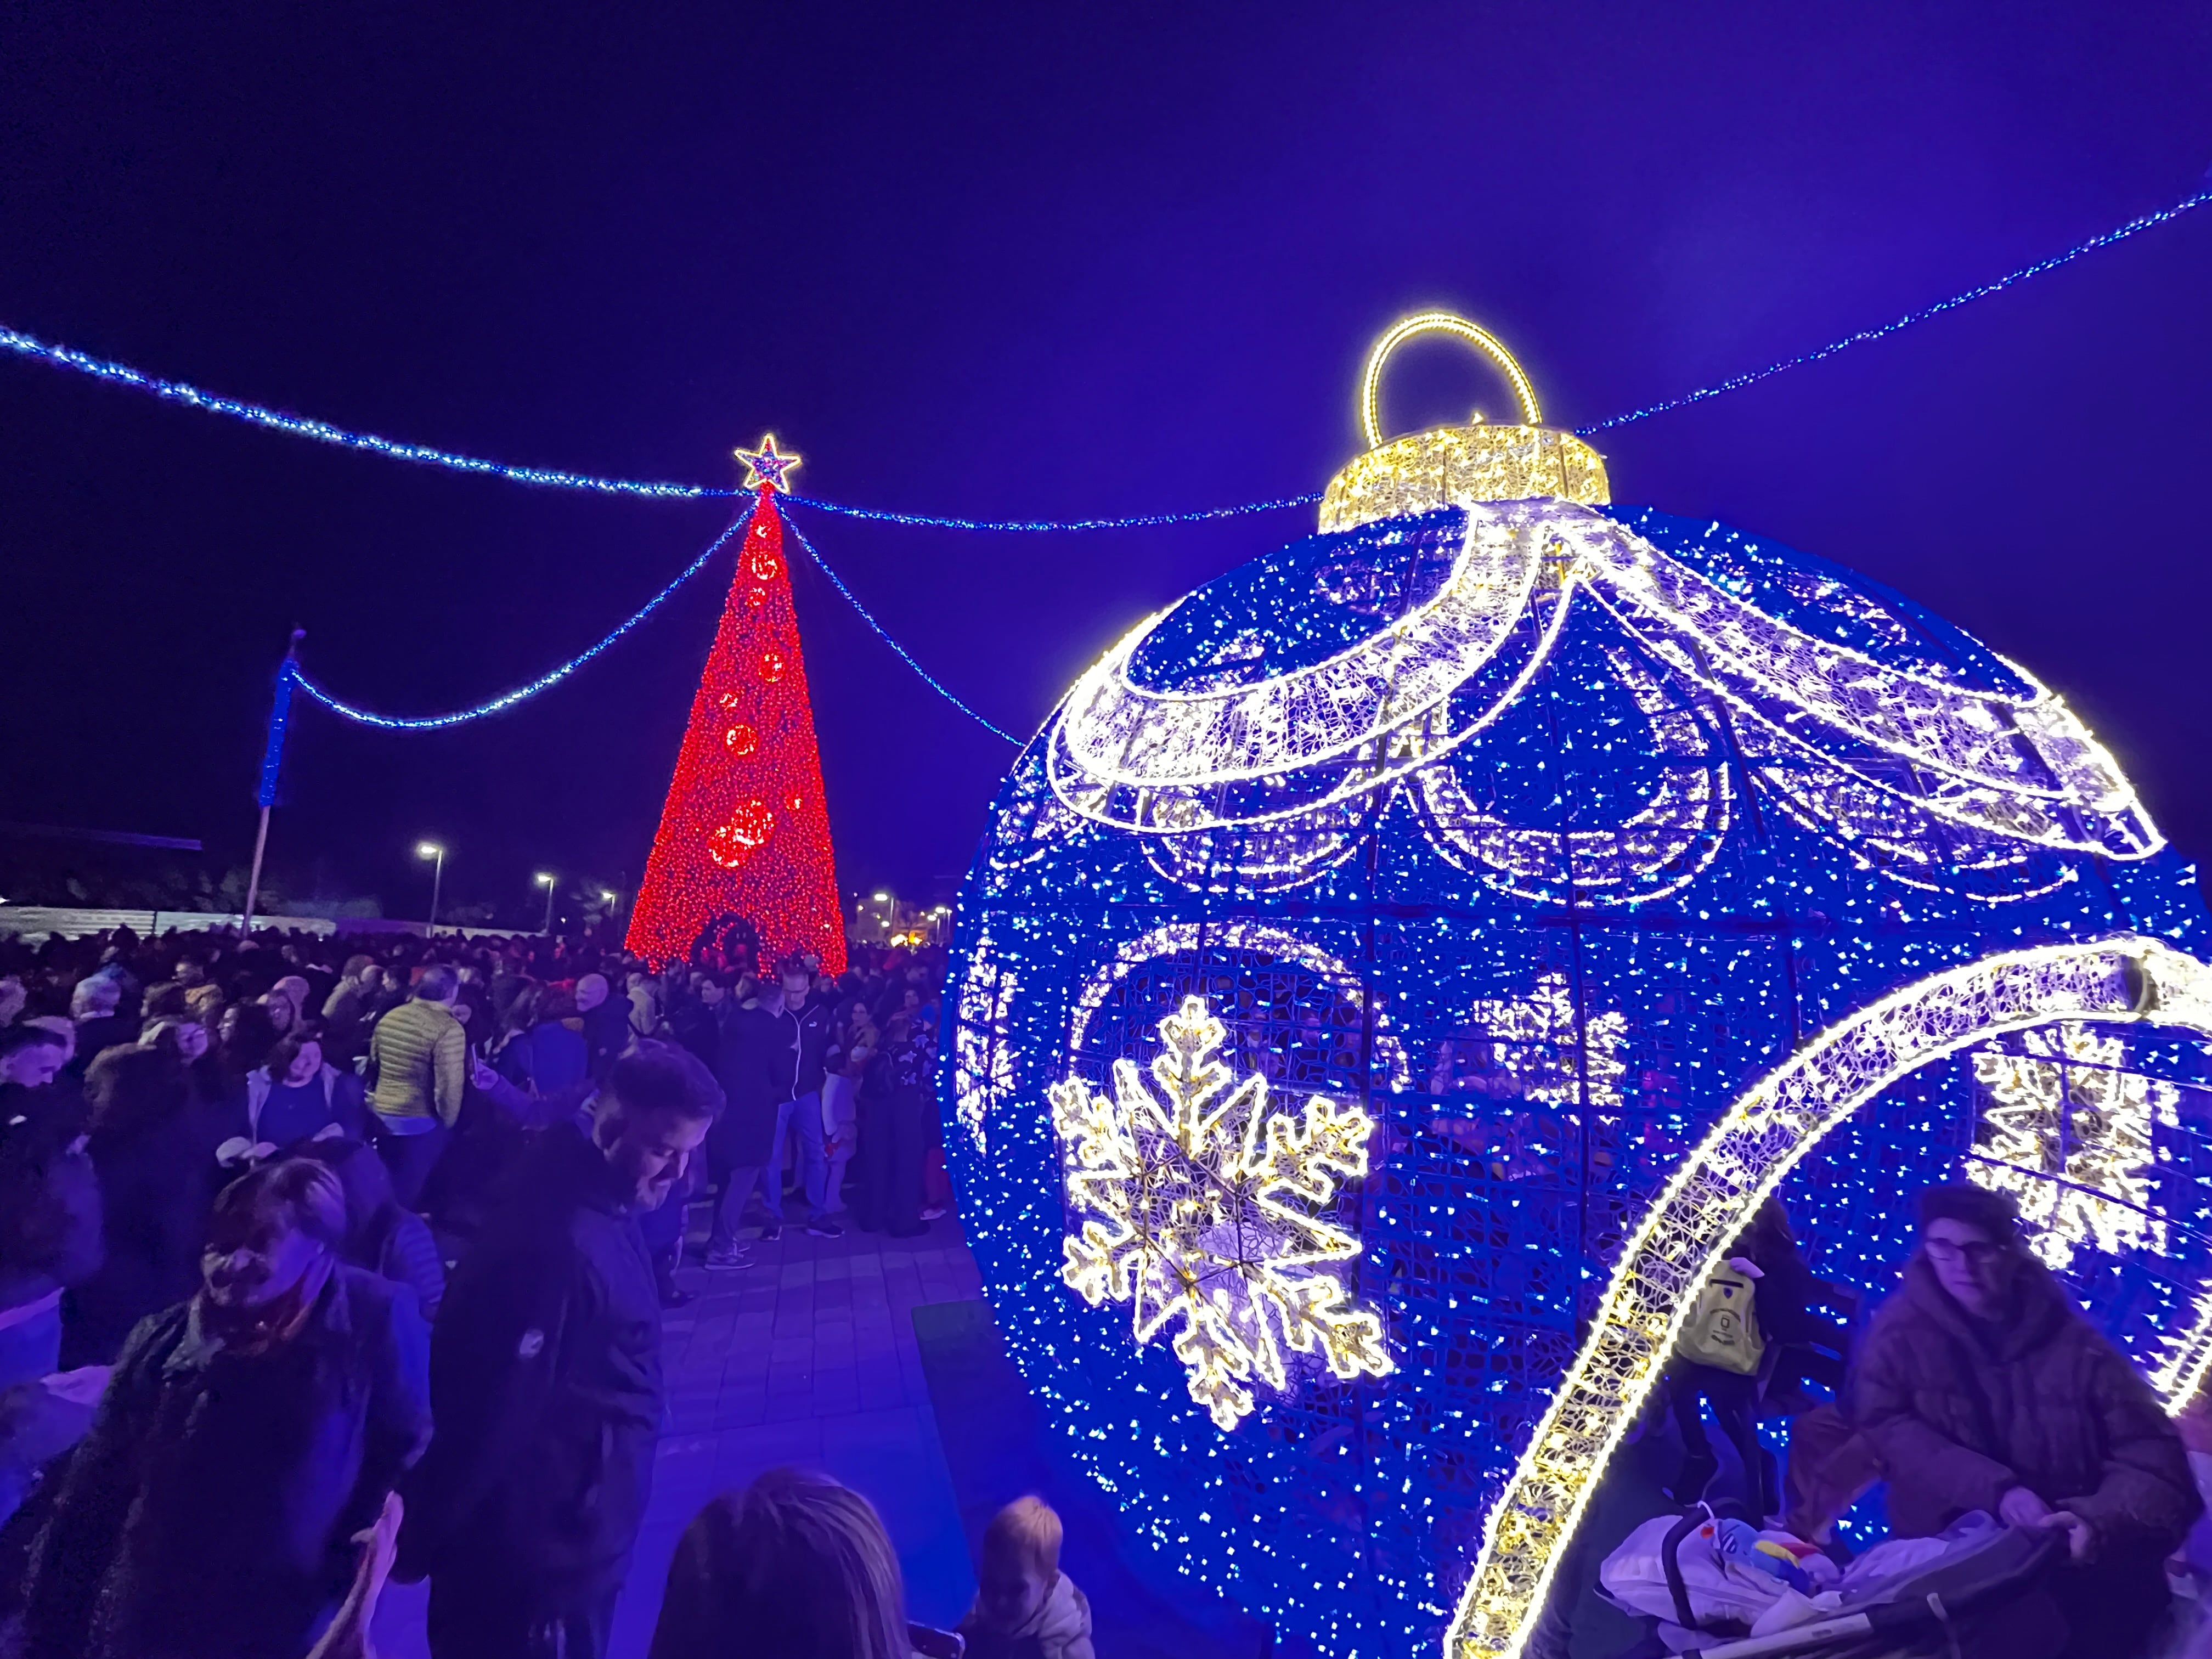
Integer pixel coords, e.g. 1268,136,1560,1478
416,842,447,931
535,872,557,934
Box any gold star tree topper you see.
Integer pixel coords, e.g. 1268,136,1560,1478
736,433,802,493
1050,995,1394,1430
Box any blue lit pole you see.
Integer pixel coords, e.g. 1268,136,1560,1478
242,629,305,930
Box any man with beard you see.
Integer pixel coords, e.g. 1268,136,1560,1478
397,1040,721,1658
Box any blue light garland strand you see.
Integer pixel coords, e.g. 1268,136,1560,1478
292,517,744,728
778,506,1024,745
782,490,1321,533
1575,188,2212,434
7,185,2206,527
0,325,735,501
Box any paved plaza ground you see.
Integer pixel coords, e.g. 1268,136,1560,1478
375,1212,990,1657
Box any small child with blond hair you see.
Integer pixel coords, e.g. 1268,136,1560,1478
957,1496,1094,1659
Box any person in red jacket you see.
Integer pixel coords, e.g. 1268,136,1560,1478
1847,1184,2198,1659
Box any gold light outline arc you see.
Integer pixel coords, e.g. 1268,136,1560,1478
1446,935,2212,1659
1361,313,1543,449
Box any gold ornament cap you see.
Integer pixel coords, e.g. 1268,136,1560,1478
1318,313,1608,532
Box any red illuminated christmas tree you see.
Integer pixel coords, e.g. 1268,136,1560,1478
626,436,848,972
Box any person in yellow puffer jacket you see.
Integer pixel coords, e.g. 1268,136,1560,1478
365,964,466,1209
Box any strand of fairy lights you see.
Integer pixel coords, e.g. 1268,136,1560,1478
0,325,729,501
1579,187,2212,432
3,187,2205,524
1447,936,2212,1658
13,188,2207,743
778,509,1023,744
784,490,1324,533
291,517,744,727
284,503,1024,739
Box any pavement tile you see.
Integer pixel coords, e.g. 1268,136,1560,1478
380,1211,985,1659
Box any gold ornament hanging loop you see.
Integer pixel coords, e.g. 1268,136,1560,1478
1323,314,1604,530
1359,312,1543,449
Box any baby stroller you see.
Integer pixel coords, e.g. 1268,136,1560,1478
1600,1505,2064,1659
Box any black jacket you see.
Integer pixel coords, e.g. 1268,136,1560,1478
64,1109,223,1366
581,996,631,1082
0,1103,103,1325
399,1119,663,1598
668,998,720,1069
711,1000,831,1166
67,1015,134,1076
22,1267,431,1659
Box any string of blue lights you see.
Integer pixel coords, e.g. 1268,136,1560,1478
0,327,732,501
292,517,744,727
285,505,1023,740
783,490,1320,533
779,506,1024,744
1577,187,2212,433
6,185,2205,527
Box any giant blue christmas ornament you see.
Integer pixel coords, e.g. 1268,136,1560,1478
941,315,2212,1659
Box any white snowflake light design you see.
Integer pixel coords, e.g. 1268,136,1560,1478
1970,1022,2178,1268
1049,994,1395,1430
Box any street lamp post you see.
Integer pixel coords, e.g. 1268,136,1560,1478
417,842,445,932
535,872,557,935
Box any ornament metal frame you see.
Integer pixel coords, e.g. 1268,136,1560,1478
943,317,2212,1659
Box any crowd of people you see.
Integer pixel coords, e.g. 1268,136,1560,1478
0,919,999,1659
2,920,2209,1658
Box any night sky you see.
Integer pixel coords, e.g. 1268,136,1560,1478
3,4,2208,926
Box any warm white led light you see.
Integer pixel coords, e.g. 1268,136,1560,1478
1968,1024,2175,1267
1051,994,1395,1430
1063,920,1410,1095
1045,499,2157,875
1454,972,1628,1110
1359,313,1544,445
1448,936,2212,1659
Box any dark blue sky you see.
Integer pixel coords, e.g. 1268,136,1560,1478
3,3,2208,921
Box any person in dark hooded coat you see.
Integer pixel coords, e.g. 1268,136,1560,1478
19,1158,430,1659
397,1041,719,1659
63,1045,222,1367
0,1040,101,1389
